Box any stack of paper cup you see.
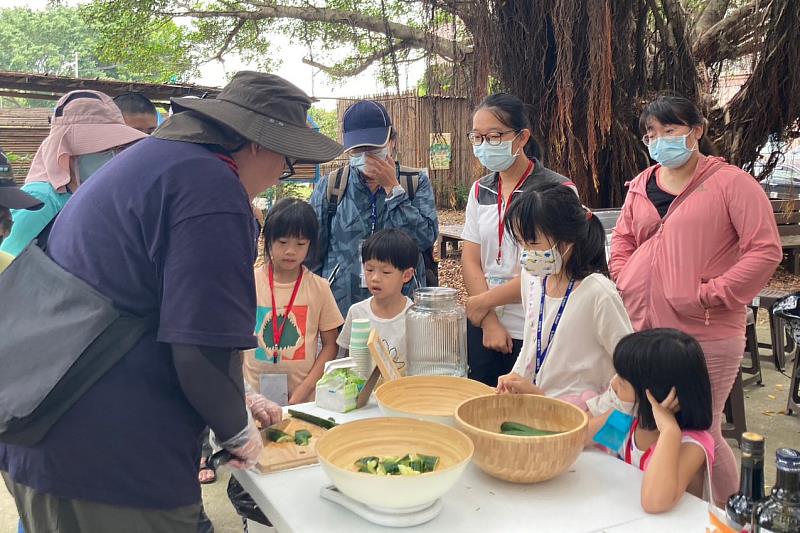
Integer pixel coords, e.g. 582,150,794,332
349,318,374,379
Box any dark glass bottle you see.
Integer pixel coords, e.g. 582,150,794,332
753,448,800,533
726,432,766,529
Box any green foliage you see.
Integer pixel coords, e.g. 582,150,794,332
89,0,431,89
451,183,469,210
308,106,339,141
0,5,193,84
259,182,313,208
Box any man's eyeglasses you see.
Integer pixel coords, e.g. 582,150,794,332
466,130,519,146
279,157,296,180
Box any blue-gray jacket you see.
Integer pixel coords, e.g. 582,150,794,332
309,165,439,317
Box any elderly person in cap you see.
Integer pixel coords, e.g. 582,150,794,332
310,99,439,316
0,150,44,272
0,72,342,533
0,91,147,256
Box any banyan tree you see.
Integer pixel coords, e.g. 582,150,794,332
94,0,800,207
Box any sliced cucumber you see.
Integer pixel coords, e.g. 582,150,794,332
266,428,294,443
293,429,312,446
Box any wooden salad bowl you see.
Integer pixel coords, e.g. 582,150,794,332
375,375,494,426
316,417,473,511
454,394,588,483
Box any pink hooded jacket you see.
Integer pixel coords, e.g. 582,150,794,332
610,156,782,342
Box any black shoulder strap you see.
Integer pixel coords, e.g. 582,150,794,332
34,215,58,252
326,165,348,231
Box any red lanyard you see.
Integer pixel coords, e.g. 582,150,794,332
214,153,239,176
496,160,534,264
268,262,303,364
624,419,654,470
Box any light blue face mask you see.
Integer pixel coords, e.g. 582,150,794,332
472,137,519,172
76,149,117,183
350,147,389,173
647,133,696,169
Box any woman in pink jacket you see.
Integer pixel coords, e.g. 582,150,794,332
610,95,782,505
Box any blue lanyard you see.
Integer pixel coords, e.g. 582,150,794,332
531,276,576,383
369,190,379,235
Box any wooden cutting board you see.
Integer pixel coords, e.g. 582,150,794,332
257,417,328,474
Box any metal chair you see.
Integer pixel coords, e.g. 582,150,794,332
722,369,747,447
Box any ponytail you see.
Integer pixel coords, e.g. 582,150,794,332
505,181,609,280
571,211,609,279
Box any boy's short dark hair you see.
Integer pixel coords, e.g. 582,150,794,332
113,92,157,116
613,329,713,431
263,198,319,261
361,229,418,271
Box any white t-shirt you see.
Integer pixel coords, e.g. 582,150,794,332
337,296,413,374
461,165,576,340
461,179,526,338
512,271,632,399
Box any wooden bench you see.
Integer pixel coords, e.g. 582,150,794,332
439,224,465,259
771,199,800,274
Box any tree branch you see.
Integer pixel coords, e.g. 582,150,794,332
159,3,470,62
693,0,730,39
646,0,674,47
693,0,760,62
212,18,246,62
301,41,414,77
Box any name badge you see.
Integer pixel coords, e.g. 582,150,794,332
358,240,367,288
260,373,289,406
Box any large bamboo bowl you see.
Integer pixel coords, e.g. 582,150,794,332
316,417,474,511
454,394,587,483
375,375,494,426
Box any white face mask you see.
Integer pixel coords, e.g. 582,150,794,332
349,147,389,172
519,244,564,277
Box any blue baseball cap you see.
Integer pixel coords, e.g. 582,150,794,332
342,100,392,151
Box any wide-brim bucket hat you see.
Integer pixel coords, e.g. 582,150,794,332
170,71,343,164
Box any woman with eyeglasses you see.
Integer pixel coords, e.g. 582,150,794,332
0,91,147,256
460,93,576,386
609,95,782,505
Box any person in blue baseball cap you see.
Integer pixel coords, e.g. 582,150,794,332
309,99,440,317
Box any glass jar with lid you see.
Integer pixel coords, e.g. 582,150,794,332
405,287,467,376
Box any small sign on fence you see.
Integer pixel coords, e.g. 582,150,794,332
429,132,452,170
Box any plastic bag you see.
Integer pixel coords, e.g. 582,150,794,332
315,358,366,413
227,476,271,527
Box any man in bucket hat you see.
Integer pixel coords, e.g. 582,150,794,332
0,72,342,533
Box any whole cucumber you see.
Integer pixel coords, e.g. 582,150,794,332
500,421,560,436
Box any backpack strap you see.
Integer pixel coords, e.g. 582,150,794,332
397,164,423,202
326,165,349,229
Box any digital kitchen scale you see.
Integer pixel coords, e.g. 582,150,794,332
319,485,443,527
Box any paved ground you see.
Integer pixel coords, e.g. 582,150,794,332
2,322,799,533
